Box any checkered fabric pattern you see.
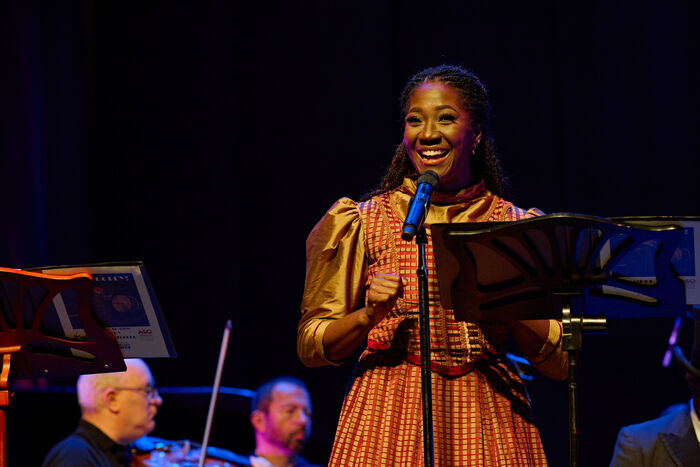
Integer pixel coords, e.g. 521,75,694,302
328,192,547,467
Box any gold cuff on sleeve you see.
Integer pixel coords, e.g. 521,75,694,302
526,320,563,365
312,320,344,367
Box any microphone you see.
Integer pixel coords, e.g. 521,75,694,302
401,170,439,241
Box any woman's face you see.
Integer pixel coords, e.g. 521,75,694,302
403,81,481,191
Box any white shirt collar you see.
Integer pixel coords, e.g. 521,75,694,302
690,399,700,444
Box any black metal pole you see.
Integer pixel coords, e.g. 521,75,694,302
561,294,580,467
415,226,434,467
562,293,606,467
567,349,579,467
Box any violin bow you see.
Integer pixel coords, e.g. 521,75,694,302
198,319,233,467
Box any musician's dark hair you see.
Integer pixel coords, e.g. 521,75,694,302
250,376,309,414
363,64,510,200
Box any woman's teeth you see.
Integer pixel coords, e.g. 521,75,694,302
420,150,448,159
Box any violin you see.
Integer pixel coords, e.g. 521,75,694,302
132,436,251,466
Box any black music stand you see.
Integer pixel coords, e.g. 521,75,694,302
431,213,690,467
0,267,125,467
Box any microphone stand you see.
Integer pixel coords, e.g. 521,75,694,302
402,170,438,466
415,226,435,467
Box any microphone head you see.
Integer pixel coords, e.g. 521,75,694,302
417,170,439,189
401,225,417,241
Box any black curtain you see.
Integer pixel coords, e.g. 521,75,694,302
2,1,699,465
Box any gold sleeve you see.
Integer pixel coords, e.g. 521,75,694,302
526,320,568,380
297,198,368,367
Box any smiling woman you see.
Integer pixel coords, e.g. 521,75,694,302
402,81,481,191
362,65,512,202
297,65,568,466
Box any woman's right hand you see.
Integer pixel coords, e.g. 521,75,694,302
364,273,407,326
321,272,408,363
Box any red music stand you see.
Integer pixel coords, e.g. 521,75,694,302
0,267,125,467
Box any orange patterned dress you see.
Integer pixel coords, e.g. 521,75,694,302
298,178,566,466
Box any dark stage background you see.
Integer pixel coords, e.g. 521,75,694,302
1,1,699,466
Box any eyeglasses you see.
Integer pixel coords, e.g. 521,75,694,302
113,385,160,400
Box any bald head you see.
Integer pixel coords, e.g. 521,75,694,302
76,358,162,445
77,359,147,413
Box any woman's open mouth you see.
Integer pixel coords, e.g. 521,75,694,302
418,148,449,165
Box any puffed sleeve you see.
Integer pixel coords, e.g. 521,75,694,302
297,198,368,367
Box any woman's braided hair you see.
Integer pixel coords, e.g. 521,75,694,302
363,65,510,200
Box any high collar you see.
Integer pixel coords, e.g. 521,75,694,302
389,177,501,227
398,177,487,205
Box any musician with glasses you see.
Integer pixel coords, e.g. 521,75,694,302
42,358,163,467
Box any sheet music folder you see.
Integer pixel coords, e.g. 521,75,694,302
431,214,697,322
26,261,177,359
